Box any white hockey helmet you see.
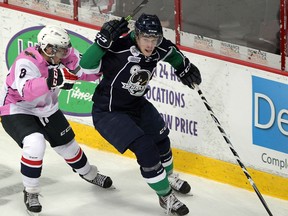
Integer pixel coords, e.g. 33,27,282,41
37,25,72,58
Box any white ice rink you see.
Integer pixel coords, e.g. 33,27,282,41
0,124,287,216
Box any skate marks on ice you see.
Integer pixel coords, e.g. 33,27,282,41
0,164,13,179
0,164,57,207
0,165,12,206
0,129,288,216
26,209,40,216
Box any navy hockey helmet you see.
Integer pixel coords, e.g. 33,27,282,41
135,13,163,45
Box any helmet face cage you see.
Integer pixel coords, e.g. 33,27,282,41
37,25,72,58
135,14,163,46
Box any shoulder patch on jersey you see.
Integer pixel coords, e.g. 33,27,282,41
130,46,140,56
128,56,141,63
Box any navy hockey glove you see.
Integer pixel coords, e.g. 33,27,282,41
46,68,78,90
175,58,202,88
95,18,129,49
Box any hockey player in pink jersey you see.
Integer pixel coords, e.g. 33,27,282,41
0,25,111,215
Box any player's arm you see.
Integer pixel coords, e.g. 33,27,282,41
80,43,106,70
63,49,102,82
16,61,78,102
15,61,50,102
162,41,202,87
21,67,78,101
80,18,129,70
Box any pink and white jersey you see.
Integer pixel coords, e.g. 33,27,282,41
0,46,102,117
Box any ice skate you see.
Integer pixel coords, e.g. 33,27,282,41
159,191,189,216
168,173,191,195
80,165,113,188
23,189,42,216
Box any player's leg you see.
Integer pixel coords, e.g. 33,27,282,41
92,104,188,215
140,99,191,193
92,109,144,154
92,109,169,193
129,135,189,216
139,99,190,215
157,137,191,194
1,114,44,214
43,110,112,188
129,135,170,195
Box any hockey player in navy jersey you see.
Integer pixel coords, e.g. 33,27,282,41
80,14,202,216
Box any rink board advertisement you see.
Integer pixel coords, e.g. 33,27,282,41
252,76,288,154
0,7,287,186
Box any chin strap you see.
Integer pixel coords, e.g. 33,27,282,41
49,57,55,65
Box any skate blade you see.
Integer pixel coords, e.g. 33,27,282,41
163,210,179,216
185,191,193,196
106,185,116,190
173,190,193,196
26,210,40,216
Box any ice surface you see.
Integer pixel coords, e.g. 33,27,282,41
0,125,287,216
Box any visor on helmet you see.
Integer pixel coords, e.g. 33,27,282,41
52,44,72,59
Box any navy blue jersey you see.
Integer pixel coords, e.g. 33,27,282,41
90,32,186,112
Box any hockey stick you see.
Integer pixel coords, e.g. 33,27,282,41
125,0,149,21
193,84,273,216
